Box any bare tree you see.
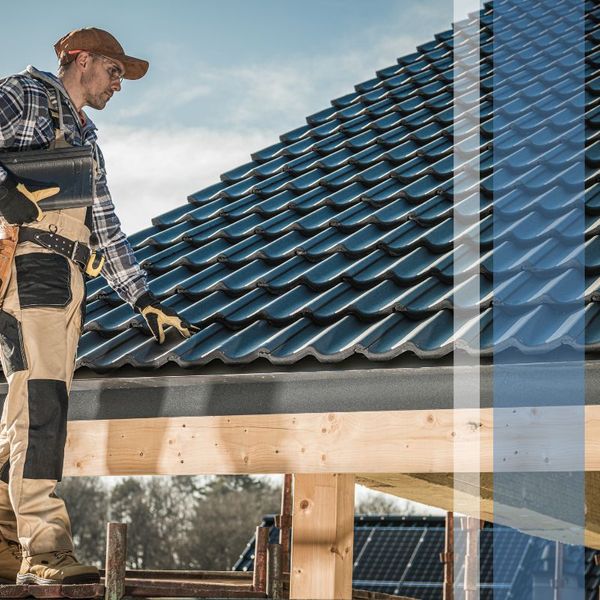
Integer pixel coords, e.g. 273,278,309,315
182,475,281,570
58,475,281,570
355,493,415,516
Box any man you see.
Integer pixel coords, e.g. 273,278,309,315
0,28,195,584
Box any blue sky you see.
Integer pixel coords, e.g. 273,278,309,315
3,1,457,233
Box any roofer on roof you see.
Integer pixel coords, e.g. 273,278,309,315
0,27,197,585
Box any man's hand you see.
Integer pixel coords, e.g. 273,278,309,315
134,291,198,344
0,171,59,225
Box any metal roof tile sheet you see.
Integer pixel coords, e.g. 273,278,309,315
74,0,600,371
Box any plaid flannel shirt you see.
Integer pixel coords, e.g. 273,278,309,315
0,65,148,306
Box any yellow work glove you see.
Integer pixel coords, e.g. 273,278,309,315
0,171,59,224
134,291,199,344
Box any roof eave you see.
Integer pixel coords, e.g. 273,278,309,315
19,358,599,422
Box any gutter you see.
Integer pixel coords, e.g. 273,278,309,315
0,360,595,422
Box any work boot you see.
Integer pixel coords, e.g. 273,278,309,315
16,551,100,585
0,537,21,583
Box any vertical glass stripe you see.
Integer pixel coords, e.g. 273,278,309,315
492,0,587,598
453,2,483,598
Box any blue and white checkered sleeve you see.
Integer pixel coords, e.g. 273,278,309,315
0,77,25,181
91,144,149,306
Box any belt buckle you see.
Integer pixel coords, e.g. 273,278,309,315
85,251,105,277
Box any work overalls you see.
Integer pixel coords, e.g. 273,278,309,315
0,76,94,557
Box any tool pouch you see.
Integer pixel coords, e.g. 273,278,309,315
0,224,19,305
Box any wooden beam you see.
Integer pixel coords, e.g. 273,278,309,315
62,406,600,550
64,409,475,475
358,472,600,549
63,405,600,476
289,474,355,600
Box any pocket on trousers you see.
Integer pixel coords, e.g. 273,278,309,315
16,253,72,309
0,310,27,376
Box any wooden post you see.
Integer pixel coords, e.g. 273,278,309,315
104,522,127,600
290,473,355,600
267,542,284,600
278,474,293,573
462,516,480,600
440,511,454,600
253,526,269,593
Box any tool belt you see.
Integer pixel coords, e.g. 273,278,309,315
18,226,104,277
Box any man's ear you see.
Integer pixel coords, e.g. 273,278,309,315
75,51,93,72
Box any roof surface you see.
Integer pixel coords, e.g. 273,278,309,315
77,0,600,371
234,515,600,600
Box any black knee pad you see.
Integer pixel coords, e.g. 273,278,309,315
24,379,68,481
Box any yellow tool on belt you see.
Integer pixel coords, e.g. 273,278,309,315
85,252,105,277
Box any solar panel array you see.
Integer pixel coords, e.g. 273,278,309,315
234,516,600,600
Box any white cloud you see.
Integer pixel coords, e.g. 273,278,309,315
101,124,279,234
100,24,441,234
113,28,427,129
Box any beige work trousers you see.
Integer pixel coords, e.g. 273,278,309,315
0,209,89,557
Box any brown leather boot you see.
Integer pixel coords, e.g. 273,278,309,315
16,551,99,585
0,537,21,583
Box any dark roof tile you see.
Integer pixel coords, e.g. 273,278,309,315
75,0,600,371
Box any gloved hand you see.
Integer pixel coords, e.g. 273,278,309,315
0,171,60,225
134,291,198,344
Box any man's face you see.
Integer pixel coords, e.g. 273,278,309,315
80,54,124,110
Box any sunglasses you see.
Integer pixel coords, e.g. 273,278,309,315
66,50,125,83
93,54,125,83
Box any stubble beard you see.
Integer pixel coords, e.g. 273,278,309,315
88,94,108,110
81,69,109,110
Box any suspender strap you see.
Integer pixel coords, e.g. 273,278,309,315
84,205,94,231
28,75,100,219
37,78,101,178
40,83,67,148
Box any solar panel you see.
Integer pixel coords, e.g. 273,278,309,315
234,515,600,600
404,529,445,581
354,528,424,581
391,582,442,600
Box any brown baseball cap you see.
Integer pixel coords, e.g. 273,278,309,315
54,27,149,80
